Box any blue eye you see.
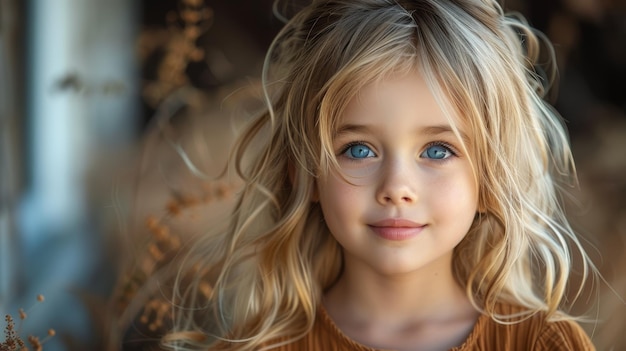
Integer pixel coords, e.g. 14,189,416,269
421,144,453,160
343,143,375,159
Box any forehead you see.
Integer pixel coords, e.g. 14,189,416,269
338,70,464,134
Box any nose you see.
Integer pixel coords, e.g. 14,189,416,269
376,158,418,206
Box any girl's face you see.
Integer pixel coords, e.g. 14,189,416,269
316,70,479,277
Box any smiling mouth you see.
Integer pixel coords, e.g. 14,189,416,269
368,219,426,241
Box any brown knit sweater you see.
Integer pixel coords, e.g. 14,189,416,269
264,303,595,351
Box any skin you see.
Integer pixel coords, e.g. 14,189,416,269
318,70,480,351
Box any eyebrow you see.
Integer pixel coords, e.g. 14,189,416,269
334,124,370,136
335,123,469,145
422,125,469,143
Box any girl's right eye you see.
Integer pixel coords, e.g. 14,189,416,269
341,143,376,159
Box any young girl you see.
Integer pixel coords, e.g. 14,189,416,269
148,0,597,350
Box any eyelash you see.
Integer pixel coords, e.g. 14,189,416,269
422,141,459,160
338,141,376,161
339,141,373,155
338,141,459,160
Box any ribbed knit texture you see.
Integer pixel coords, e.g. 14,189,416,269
263,303,595,351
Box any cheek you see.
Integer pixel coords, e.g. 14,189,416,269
317,176,363,229
317,176,341,214
428,172,479,217
319,177,356,211
318,168,361,198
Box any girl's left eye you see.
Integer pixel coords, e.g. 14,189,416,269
420,143,455,160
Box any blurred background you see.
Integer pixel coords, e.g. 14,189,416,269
1,0,625,350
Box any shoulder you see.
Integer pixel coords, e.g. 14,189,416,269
533,316,595,351
465,303,595,351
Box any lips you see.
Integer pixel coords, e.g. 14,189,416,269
368,218,426,241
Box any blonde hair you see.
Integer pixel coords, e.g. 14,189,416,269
164,0,594,349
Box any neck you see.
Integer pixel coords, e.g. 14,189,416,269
323,252,470,326
322,252,480,351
